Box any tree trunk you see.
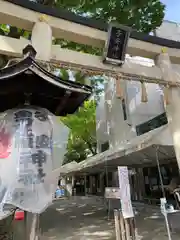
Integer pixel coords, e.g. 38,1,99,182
0,214,14,240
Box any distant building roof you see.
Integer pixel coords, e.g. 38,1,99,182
155,20,180,42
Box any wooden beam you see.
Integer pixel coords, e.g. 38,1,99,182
0,35,163,81
1,1,180,63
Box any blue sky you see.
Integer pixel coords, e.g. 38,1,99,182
161,0,180,23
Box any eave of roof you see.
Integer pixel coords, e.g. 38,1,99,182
61,125,175,174
0,45,92,115
0,45,92,94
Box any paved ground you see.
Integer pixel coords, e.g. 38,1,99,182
40,196,114,240
39,196,180,240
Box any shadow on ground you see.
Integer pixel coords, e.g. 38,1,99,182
40,197,114,240
39,197,180,240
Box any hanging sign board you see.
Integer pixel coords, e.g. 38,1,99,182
103,23,131,66
118,166,134,219
105,187,121,199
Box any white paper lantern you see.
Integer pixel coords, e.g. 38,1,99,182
0,107,69,214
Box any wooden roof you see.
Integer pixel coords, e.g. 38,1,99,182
0,45,92,115
61,125,176,174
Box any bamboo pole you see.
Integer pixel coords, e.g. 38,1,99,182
124,218,131,240
114,210,121,240
130,218,136,240
114,210,137,240
119,211,126,240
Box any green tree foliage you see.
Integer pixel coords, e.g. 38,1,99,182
54,0,165,56
59,69,103,164
54,0,165,33
61,100,97,163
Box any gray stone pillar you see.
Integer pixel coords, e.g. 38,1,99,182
156,51,180,171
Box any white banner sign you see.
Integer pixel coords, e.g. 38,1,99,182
118,166,134,218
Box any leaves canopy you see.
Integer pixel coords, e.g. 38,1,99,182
61,100,97,163
40,0,165,33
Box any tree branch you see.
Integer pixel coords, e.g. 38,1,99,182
83,139,97,155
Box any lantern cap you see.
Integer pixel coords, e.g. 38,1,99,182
0,45,92,115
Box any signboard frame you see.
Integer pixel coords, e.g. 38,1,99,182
103,23,131,66
105,187,121,199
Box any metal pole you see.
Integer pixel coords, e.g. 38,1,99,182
24,211,28,240
114,209,121,240
164,212,172,240
155,147,172,240
84,174,87,196
155,147,166,198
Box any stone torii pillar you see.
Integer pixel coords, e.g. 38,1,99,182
156,48,180,171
